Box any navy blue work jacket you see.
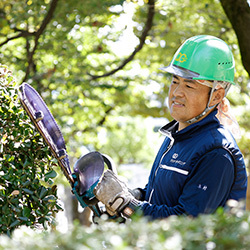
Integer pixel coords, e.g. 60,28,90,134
141,110,247,219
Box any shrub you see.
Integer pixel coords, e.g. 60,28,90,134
0,206,250,250
0,65,62,235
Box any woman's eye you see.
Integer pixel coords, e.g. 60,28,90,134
186,85,194,89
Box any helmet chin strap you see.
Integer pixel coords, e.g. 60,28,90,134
185,81,218,124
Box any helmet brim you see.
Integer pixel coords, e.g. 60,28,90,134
160,65,200,79
160,64,235,85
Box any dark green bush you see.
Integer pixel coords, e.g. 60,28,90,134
0,65,62,235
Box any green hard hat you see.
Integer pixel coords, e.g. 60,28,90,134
161,35,235,84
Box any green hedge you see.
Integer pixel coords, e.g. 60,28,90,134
0,206,249,250
0,65,62,235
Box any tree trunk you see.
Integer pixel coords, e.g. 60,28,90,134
220,0,250,76
246,184,250,210
220,0,250,210
72,197,92,226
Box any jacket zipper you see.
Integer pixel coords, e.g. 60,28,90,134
148,134,174,203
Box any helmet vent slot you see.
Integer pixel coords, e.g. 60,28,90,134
218,61,232,65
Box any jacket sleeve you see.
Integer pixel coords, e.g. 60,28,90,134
141,148,235,219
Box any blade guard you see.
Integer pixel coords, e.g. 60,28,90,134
73,151,104,197
19,83,73,185
71,152,106,216
72,152,115,197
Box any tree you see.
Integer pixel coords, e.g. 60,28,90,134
220,0,250,76
1,0,250,219
1,0,249,146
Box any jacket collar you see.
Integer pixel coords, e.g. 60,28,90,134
159,110,219,140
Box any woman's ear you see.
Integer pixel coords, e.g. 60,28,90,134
209,88,225,107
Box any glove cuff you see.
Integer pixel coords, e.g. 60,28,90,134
121,198,142,218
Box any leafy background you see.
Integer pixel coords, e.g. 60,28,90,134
0,0,250,242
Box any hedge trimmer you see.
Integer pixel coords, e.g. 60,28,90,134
19,83,116,221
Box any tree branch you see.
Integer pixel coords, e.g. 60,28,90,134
88,0,155,80
69,106,114,135
0,30,35,47
23,0,59,82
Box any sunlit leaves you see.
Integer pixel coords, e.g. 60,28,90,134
0,0,250,165
0,65,62,235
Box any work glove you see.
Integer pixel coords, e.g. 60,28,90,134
129,188,144,201
94,170,141,218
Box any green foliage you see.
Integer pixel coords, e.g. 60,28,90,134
0,206,250,249
0,65,62,235
0,0,250,165
99,116,161,166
